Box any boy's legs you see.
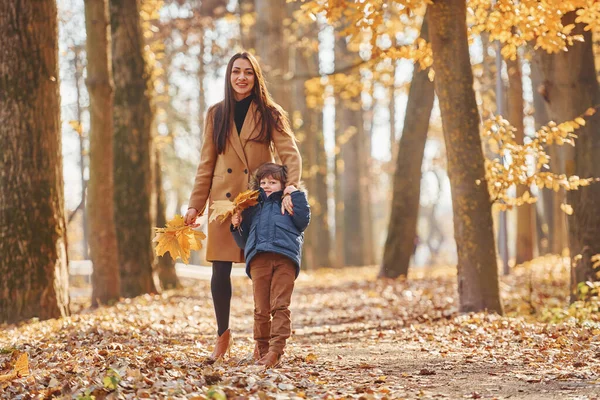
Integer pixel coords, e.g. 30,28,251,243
268,254,296,356
250,253,273,358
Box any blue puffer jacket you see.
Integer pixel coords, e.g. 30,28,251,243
231,188,310,278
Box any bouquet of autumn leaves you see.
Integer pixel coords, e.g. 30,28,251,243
208,189,260,224
153,215,206,264
152,190,259,263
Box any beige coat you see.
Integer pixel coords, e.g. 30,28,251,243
188,101,302,263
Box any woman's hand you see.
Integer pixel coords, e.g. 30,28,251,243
231,212,242,227
185,207,200,227
281,185,298,215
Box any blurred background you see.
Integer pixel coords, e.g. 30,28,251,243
59,0,531,271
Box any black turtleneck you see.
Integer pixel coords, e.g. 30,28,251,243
234,94,254,135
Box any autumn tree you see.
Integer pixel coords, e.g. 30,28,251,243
84,0,121,306
239,0,256,51
334,34,374,267
530,59,565,255
155,148,181,289
506,53,534,265
290,10,332,269
255,0,290,111
0,0,70,323
380,11,435,278
428,0,502,313
71,46,90,259
110,0,157,297
533,13,600,298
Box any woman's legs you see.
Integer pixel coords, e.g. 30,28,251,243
211,261,233,336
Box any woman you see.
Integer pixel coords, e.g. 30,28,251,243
184,52,302,360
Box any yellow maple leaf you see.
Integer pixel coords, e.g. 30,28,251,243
152,215,205,263
233,189,260,211
209,190,260,224
0,352,29,383
153,231,180,258
191,230,206,250
209,200,236,223
166,215,185,228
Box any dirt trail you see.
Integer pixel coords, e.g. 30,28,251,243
1,265,598,399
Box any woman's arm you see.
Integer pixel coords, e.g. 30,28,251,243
271,111,302,187
188,106,218,214
271,110,302,215
289,191,310,232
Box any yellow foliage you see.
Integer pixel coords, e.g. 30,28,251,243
68,120,83,136
467,0,600,59
209,190,260,223
153,215,206,264
0,352,29,383
560,203,574,215
305,0,599,67
482,107,598,211
209,200,236,224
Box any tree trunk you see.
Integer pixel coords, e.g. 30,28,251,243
507,55,535,265
110,0,157,297
479,32,496,123
74,46,90,260
155,148,181,289
534,13,600,300
85,0,121,307
239,0,256,52
254,0,290,112
198,30,206,147
428,0,503,314
333,135,345,268
335,35,369,267
530,58,553,256
291,19,332,269
362,85,375,265
532,52,568,256
380,12,434,278
0,0,70,323
191,28,208,266
389,71,397,161
314,111,333,266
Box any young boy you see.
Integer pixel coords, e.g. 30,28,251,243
231,162,310,368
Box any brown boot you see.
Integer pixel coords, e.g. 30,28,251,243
210,329,233,360
253,342,269,361
256,351,281,368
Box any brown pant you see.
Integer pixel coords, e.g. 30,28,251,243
250,252,296,356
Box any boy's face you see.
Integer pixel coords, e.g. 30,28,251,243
259,175,283,197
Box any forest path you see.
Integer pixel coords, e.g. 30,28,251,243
1,262,598,399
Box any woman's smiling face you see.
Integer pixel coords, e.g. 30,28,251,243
230,58,255,101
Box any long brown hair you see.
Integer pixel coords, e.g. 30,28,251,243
212,52,294,154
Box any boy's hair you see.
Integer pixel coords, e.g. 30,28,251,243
251,163,287,190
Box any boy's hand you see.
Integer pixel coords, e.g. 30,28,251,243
281,185,297,215
231,212,242,227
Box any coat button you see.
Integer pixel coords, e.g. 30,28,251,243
226,193,231,198
227,168,232,173
244,169,248,174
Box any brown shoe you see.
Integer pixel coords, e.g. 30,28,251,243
256,351,281,368
210,329,233,360
253,343,269,361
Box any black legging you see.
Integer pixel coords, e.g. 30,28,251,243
211,261,233,336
